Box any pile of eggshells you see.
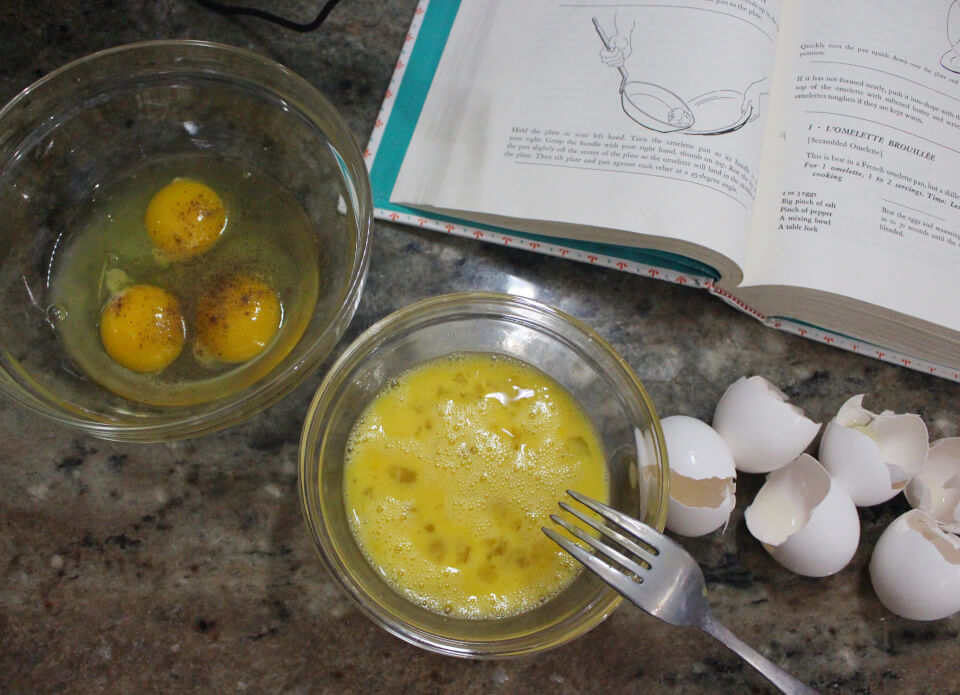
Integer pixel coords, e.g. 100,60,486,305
663,375,960,621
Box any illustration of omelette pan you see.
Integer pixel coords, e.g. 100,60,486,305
592,18,752,135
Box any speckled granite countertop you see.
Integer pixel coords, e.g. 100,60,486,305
1,2,959,693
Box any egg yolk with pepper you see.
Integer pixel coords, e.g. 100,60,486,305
195,274,281,363
145,179,227,260
99,284,186,372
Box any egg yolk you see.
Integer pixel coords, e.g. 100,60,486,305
195,274,281,363
99,284,186,373
145,179,227,260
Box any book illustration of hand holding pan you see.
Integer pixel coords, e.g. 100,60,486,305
593,16,767,136
941,0,960,74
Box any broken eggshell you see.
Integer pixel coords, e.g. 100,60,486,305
905,438,960,532
661,415,736,537
744,454,859,577
818,395,928,507
712,376,820,474
869,509,960,621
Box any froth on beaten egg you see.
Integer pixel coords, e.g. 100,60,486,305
145,178,227,261
343,353,609,620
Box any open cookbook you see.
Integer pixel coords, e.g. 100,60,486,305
366,0,960,381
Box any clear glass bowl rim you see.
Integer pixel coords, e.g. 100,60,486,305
298,291,670,658
0,40,373,441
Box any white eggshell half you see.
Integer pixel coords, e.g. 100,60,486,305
667,495,736,537
869,509,960,621
661,416,736,537
905,438,960,532
819,395,928,506
712,376,820,474
745,454,859,577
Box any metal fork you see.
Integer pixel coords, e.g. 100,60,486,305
544,490,819,695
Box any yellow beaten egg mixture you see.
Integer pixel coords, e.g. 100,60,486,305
343,353,609,620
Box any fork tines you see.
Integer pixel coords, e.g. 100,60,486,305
543,490,661,583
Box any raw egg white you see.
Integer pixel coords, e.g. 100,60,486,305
818,395,928,507
905,438,960,532
744,454,859,577
869,509,960,621
712,376,820,474
661,415,736,537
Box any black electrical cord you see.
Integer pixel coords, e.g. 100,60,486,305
194,0,345,32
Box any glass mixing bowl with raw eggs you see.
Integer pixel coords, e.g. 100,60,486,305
50,167,317,407
299,293,669,658
0,41,371,441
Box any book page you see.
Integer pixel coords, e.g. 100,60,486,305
392,0,782,279
742,0,960,330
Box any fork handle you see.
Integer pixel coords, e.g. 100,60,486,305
699,612,820,695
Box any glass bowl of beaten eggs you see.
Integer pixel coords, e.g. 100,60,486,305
299,292,669,658
0,41,371,441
